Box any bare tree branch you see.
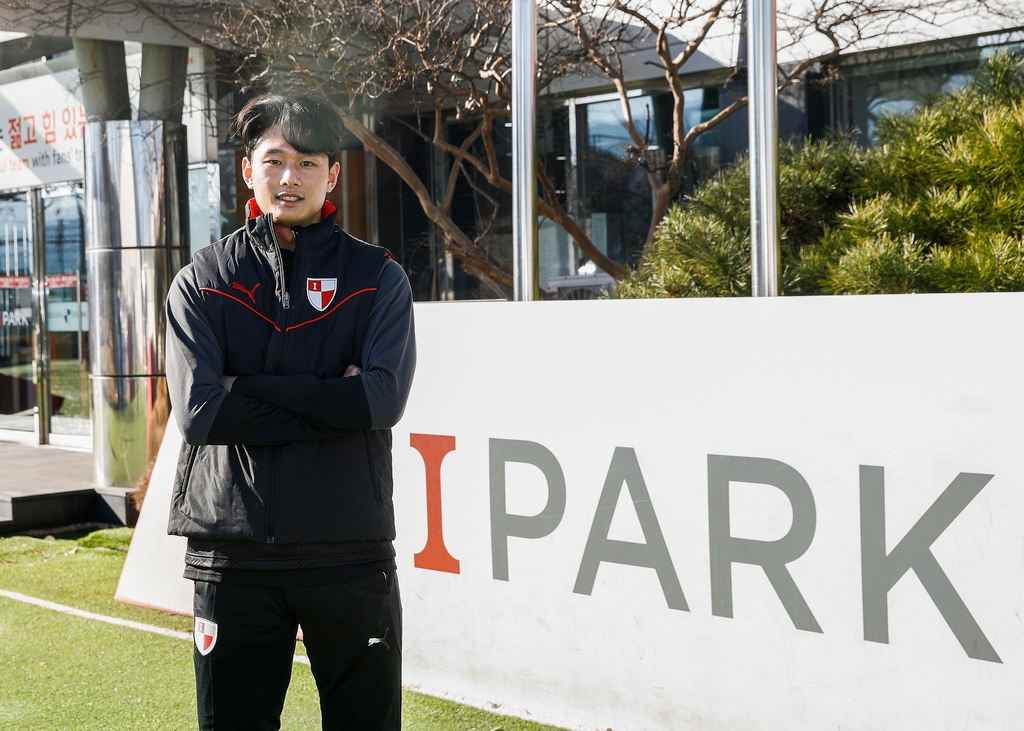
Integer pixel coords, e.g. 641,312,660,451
7,0,1019,289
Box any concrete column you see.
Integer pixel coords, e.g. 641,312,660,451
139,44,188,122
72,38,131,122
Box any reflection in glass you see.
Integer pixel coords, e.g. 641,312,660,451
570,90,721,278
578,96,659,271
0,193,35,431
851,59,976,144
44,183,90,436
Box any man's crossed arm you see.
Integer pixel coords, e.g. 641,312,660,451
167,259,415,447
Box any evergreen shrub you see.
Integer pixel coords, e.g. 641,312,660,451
616,52,1024,297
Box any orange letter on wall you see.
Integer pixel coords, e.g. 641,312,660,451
411,433,460,574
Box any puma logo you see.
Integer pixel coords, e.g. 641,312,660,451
367,628,390,649
231,281,261,304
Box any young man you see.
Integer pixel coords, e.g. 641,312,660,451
165,92,415,731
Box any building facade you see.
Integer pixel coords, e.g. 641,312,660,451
1,14,1022,453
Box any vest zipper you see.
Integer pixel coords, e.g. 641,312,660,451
176,444,198,503
268,221,291,311
266,448,278,543
265,220,296,544
363,431,383,502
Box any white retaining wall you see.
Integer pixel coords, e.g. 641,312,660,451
119,294,1024,730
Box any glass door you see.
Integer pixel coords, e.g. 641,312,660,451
0,185,90,439
0,192,34,432
44,183,89,436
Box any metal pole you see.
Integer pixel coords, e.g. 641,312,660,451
747,0,780,297
76,267,83,366
512,0,538,301
29,188,50,444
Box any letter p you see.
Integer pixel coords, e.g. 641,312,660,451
490,438,566,581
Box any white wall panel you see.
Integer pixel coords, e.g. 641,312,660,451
120,294,1024,730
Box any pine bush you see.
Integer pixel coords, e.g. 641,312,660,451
617,52,1024,298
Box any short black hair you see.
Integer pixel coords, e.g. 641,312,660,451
235,91,346,160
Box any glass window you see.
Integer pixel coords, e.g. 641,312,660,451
43,183,89,437
843,38,1024,146
849,58,976,144
538,106,572,290
0,185,90,438
572,90,720,275
0,193,35,432
577,95,662,272
683,87,721,192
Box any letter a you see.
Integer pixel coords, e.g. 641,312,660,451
574,447,688,611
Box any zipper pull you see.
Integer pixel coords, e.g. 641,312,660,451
283,291,291,309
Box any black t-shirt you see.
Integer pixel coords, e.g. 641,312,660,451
280,246,295,291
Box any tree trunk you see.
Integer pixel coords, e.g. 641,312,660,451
340,111,514,294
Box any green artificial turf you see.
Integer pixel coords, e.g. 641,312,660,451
49,358,91,418
0,594,323,730
0,529,191,633
0,529,567,731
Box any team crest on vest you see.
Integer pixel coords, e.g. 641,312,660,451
307,278,337,311
194,618,218,656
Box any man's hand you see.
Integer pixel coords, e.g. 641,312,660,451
344,365,362,377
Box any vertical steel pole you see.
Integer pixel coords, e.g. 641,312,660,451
29,188,50,444
76,268,83,366
748,0,780,297
512,0,538,301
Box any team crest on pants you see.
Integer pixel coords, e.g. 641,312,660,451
194,618,218,656
307,278,337,311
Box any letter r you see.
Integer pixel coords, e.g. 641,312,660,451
708,454,822,633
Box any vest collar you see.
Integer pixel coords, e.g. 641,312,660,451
245,198,339,251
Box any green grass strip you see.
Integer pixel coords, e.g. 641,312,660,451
0,530,567,731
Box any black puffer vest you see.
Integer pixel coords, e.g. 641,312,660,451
167,203,394,562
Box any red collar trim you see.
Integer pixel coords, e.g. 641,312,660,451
245,198,262,219
246,198,338,222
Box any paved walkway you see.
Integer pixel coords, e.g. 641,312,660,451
0,440,94,498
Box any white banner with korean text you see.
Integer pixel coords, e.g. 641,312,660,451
0,69,85,191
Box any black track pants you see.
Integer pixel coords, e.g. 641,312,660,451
192,572,402,731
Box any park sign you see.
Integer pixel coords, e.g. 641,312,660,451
0,68,85,192
119,294,1024,731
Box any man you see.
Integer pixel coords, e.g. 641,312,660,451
165,91,415,731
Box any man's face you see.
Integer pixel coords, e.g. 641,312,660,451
241,126,340,229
